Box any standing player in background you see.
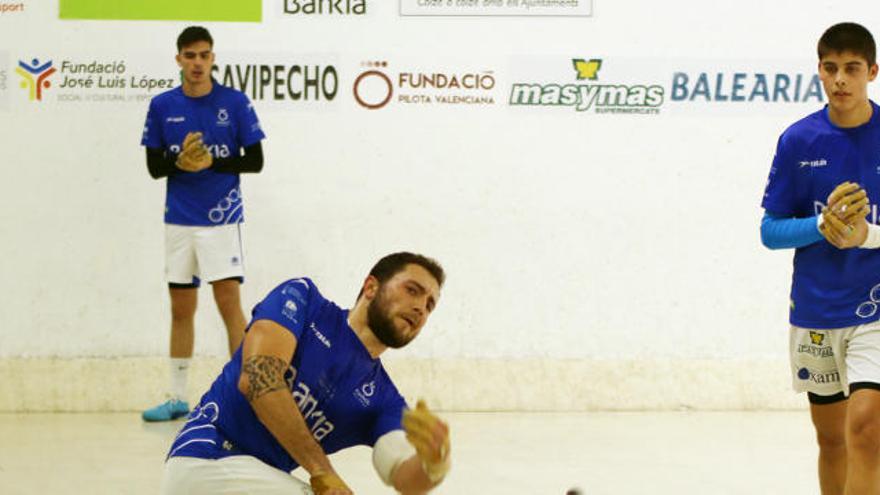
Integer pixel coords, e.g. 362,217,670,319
160,252,452,494
141,26,266,422
760,22,880,494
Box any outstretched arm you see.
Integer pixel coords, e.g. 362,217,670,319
373,400,451,494
238,319,351,495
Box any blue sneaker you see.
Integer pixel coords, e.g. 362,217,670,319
142,398,190,422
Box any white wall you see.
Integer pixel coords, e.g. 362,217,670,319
1,0,878,410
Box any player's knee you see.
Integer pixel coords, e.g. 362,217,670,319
815,428,846,453
171,305,196,322
847,413,880,453
170,297,197,321
212,284,240,312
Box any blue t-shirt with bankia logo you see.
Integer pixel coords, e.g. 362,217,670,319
167,278,407,473
141,82,265,226
762,100,880,329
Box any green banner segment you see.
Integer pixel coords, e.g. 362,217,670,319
59,0,261,22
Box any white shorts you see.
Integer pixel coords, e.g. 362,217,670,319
161,456,313,495
790,320,880,399
165,224,245,287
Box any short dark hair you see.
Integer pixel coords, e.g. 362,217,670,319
177,26,213,52
358,252,445,300
818,22,876,66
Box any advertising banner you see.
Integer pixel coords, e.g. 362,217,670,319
400,0,591,17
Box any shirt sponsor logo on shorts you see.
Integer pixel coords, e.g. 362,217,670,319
798,367,840,384
797,331,834,358
797,344,833,358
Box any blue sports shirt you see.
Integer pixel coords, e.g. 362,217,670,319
167,278,408,473
141,82,265,226
762,101,880,328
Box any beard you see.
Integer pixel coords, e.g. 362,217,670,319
366,287,412,349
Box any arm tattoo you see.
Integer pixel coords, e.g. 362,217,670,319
242,355,288,402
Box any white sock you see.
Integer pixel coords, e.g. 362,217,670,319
170,358,190,402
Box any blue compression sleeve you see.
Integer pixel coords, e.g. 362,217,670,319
760,211,824,249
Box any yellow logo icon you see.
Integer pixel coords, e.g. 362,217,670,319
573,59,602,80
809,331,825,346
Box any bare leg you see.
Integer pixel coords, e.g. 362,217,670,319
845,388,880,494
170,287,198,358
212,279,246,356
811,399,848,495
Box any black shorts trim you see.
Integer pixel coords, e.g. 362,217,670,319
168,282,198,289
209,276,243,285
808,391,848,405
850,382,880,395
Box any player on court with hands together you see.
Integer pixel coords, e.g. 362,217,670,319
761,22,880,495
141,26,266,422
160,252,452,494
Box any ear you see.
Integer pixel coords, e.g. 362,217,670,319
869,63,878,82
361,276,380,301
175,53,182,68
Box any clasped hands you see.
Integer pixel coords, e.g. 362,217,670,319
175,131,212,172
820,181,871,249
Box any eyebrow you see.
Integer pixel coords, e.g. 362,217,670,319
408,280,437,308
823,61,865,67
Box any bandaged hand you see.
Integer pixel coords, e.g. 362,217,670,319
176,131,212,172
402,399,451,483
309,472,352,495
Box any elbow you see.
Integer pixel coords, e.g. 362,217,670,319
759,225,774,249
759,218,786,250
146,160,170,180
251,157,264,174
